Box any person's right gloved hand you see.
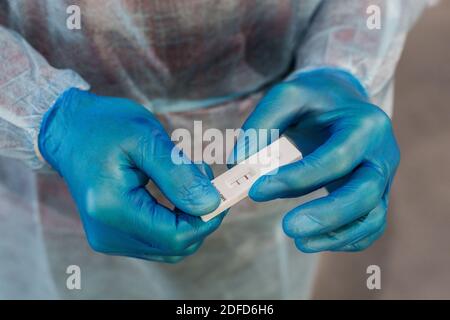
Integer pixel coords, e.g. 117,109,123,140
38,88,224,263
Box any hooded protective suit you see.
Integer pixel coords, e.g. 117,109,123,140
0,0,428,298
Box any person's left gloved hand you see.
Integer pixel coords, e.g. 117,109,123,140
231,68,400,253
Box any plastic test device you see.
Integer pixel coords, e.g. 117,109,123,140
201,136,302,222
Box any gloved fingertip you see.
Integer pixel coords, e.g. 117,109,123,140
248,175,278,202
282,214,298,238
169,166,222,216
330,244,362,252
183,241,204,256
284,208,326,238
189,187,221,216
283,210,318,238
294,239,320,254
248,182,269,202
297,236,343,253
163,256,186,264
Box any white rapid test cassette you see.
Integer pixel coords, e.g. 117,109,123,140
201,136,302,222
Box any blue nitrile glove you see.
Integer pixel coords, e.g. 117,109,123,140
231,68,400,253
38,88,224,263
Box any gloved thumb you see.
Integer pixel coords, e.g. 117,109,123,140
130,123,220,216
228,83,306,167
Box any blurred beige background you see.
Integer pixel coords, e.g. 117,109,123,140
313,1,450,299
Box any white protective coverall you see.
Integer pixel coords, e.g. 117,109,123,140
0,0,429,298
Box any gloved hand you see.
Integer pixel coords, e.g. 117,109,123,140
38,88,223,263
232,68,400,253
